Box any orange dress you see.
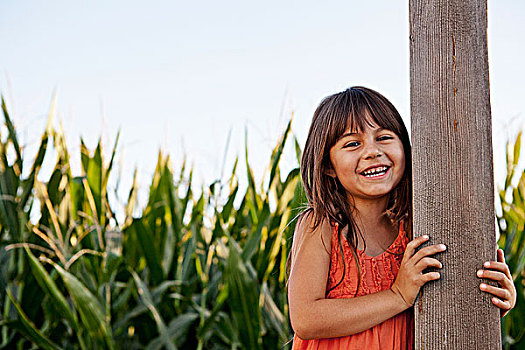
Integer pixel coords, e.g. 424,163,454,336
292,222,414,350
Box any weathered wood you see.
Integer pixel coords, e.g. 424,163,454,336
409,0,501,349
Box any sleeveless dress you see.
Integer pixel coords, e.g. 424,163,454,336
292,222,414,350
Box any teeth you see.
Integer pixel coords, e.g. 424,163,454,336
362,166,388,177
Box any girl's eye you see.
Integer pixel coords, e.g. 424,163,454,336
344,141,360,148
377,135,394,142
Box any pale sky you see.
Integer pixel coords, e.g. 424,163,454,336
1,0,524,216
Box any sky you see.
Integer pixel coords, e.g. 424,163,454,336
1,0,524,216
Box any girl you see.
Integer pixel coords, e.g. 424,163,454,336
287,86,516,349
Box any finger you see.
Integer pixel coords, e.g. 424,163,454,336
491,297,511,311
415,257,443,271
482,261,512,280
479,283,511,301
497,249,505,263
420,271,441,285
405,235,430,257
494,249,513,280
477,270,513,289
412,244,447,263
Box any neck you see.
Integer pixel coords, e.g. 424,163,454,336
350,195,392,232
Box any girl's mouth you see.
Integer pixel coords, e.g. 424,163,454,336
360,166,390,178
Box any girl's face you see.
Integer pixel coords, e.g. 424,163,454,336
328,121,405,202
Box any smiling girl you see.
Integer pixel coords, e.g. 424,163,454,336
287,87,516,349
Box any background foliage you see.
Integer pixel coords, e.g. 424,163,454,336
498,131,525,349
0,97,523,349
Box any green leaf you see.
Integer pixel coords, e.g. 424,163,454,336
5,289,61,350
260,282,287,340
225,240,262,350
181,168,193,219
228,156,239,190
131,218,164,286
0,165,19,240
197,284,229,338
294,135,302,165
276,168,300,214
124,167,138,220
103,130,120,191
52,262,114,350
1,96,22,175
245,129,261,222
24,247,78,328
69,176,85,222
242,202,270,263
222,185,238,224
87,141,103,222
130,270,177,350
19,121,50,211
146,313,199,350
513,131,522,169
80,139,89,175
268,119,292,191
180,228,197,283
505,141,514,190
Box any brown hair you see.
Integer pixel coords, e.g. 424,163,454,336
296,86,412,291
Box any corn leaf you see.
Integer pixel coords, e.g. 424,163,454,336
103,131,120,191
19,124,50,211
24,247,78,328
5,289,61,350
146,313,199,350
294,135,302,165
268,119,292,191
130,218,164,286
225,240,262,350
87,141,103,222
0,166,19,240
52,262,114,350
513,131,522,169
1,96,22,175
130,270,177,350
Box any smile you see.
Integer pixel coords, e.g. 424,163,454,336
360,166,390,178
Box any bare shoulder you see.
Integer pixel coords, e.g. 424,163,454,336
289,210,332,275
288,211,333,322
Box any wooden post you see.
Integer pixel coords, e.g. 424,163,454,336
409,0,501,349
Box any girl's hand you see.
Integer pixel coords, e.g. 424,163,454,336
477,248,516,317
391,235,446,308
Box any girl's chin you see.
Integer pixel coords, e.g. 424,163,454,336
347,189,393,201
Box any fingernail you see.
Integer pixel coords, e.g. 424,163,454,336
484,261,490,267
440,244,447,250
422,235,429,239
477,270,483,277
480,283,487,290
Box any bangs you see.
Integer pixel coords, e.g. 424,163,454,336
347,88,402,134
327,87,404,148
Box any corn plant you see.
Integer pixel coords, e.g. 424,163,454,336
0,95,303,349
497,131,525,350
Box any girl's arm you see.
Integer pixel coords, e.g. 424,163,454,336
477,248,516,317
288,214,445,340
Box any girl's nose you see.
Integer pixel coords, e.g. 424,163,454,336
363,145,383,160
365,151,382,159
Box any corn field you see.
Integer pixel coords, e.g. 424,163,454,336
498,131,525,349
0,96,523,349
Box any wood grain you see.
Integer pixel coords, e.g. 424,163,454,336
409,0,501,348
